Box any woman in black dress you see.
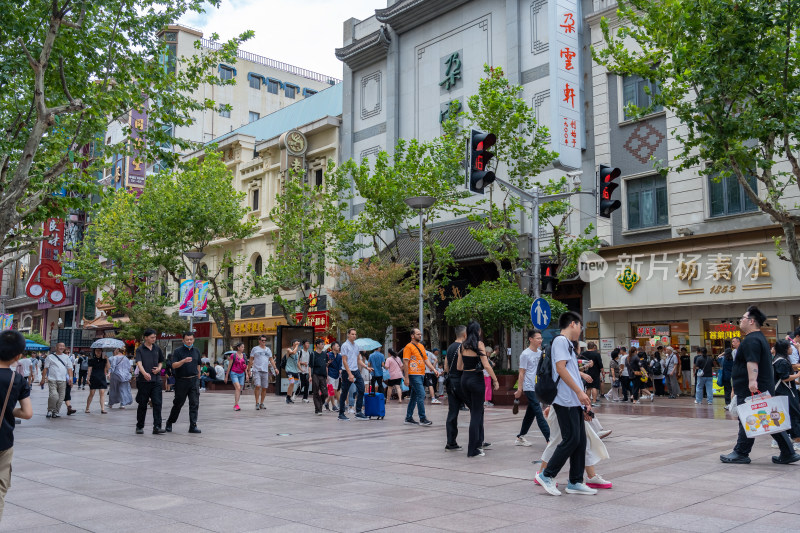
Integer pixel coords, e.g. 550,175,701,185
773,340,800,443
85,348,110,414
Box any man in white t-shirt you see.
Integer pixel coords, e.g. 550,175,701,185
619,347,630,402
295,340,311,403
535,312,595,496
17,354,34,386
249,335,275,411
513,329,550,447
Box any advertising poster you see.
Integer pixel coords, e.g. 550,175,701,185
178,279,209,317
275,325,314,395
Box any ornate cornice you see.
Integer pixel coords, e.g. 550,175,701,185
335,26,392,71
375,0,472,34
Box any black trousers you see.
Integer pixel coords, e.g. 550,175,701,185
311,374,328,413
722,380,732,404
445,376,463,447
733,395,793,456
167,377,200,427
136,380,163,429
631,376,641,400
621,376,630,401
370,376,384,395
543,404,586,484
78,370,88,388
295,373,309,399
654,377,665,396
518,390,551,441
461,371,485,457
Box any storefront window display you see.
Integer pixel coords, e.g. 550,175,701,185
632,322,689,352
703,318,776,356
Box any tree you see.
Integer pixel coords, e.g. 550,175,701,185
333,116,466,349
594,0,800,280
0,0,251,269
462,65,600,281
328,260,418,342
136,150,258,350
253,163,358,325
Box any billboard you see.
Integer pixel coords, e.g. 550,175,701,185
178,279,209,317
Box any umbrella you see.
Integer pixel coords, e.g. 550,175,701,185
25,340,49,351
90,338,126,350
355,338,382,351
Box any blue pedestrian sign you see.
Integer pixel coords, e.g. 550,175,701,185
531,297,551,330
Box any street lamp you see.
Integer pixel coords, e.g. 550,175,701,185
183,251,206,332
404,195,436,338
67,278,84,357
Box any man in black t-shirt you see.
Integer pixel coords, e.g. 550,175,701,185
721,306,800,465
134,328,165,435
679,349,692,395
444,325,467,451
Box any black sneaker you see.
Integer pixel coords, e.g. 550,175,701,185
153,427,166,435
355,412,368,420
404,418,419,425
460,406,469,411
720,452,750,464
188,426,201,434
772,453,800,465
481,442,492,449
324,404,331,411
419,419,433,426
135,427,144,434
46,411,52,418
338,414,349,421
165,423,172,433
445,444,462,451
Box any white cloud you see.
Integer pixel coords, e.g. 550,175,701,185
179,0,387,79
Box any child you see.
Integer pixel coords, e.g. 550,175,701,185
0,330,34,521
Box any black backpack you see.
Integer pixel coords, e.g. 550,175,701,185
535,335,565,404
651,358,662,375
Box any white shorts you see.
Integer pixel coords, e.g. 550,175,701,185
252,371,270,388
327,376,340,390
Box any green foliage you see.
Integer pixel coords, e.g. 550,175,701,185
113,302,188,340
462,65,597,280
23,332,47,346
329,261,418,341
253,161,357,324
0,0,252,269
594,0,800,279
444,277,567,335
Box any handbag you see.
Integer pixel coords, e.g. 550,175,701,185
737,392,791,438
715,369,724,388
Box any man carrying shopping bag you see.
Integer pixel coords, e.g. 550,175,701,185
720,306,800,465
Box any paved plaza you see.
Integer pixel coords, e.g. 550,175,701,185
3,386,800,533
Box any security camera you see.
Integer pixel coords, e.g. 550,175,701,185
565,170,583,188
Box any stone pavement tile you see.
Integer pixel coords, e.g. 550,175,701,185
363,525,449,533
0,525,87,533
0,503,63,532
152,501,234,521
705,485,799,512
725,511,800,532
608,525,691,533
179,511,293,533
414,511,518,532
290,511,403,533
71,514,184,533
247,523,333,533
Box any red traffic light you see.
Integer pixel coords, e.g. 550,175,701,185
598,164,622,218
468,130,496,194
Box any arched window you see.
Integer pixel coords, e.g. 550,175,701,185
254,255,262,277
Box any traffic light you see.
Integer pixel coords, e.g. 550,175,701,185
541,264,558,294
468,130,496,194
598,164,621,218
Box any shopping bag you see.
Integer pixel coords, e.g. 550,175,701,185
737,393,791,438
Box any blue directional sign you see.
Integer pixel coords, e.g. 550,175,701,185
531,297,551,330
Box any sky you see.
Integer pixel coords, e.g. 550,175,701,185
180,0,389,79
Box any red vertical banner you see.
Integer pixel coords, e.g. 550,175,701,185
26,219,67,305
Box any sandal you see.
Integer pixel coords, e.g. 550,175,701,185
101,410,108,414
85,408,90,413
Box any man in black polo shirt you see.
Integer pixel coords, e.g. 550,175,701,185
165,332,203,434
134,328,166,435
721,305,800,465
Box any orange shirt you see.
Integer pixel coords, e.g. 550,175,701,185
403,342,427,376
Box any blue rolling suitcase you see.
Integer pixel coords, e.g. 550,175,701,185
364,392,385,419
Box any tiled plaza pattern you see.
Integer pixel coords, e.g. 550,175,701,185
3,386,800,533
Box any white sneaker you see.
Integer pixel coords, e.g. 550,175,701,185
771,441,779,449
565,482,598,495
534,472,561,496
724,404,730,410
303,399,310,403
597,429,612,439
200,388,206,392
585,475,613,489
431,398,441,404
515,436,532,447
484,401,494,407
794,442,800,452
348,407,355,414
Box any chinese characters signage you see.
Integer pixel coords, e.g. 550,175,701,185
293,311,330,333
636,325,670,337
213,317,287,338
706,323,738,340
550,0,582,169
440,51,462,91
127,104,148,188
25,219,67,305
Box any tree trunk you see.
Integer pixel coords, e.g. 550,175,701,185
781,222,800,282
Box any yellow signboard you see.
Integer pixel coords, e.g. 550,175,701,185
212,316,287,338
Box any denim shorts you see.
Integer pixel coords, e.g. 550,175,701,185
229,372,245,387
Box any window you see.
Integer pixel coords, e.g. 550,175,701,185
285,83,298,99
248,111,260,123
251,189,259,211
626,175,668,229
622,75,663,120
302,88,317,97
267,78,280,94
315,169,323,187
162,32,177,75
219,66,234,81
708,172,758,217
253,255,262,277
248,74,261,90
225,266,234,296
219,107,231,118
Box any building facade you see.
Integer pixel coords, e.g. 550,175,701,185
584,0,800,357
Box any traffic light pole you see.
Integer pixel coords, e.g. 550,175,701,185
492,177,595,299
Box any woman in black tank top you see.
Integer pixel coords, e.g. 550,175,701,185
458,322,499,457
